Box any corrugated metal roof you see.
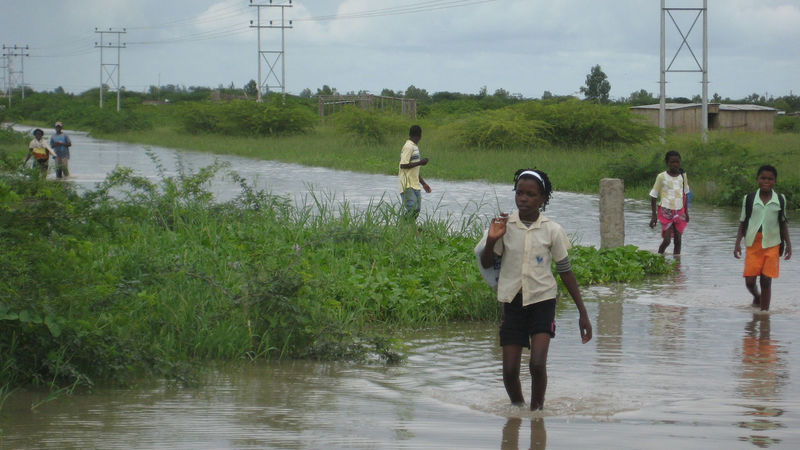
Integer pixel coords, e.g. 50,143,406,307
630,103,777,112
718,104,777,112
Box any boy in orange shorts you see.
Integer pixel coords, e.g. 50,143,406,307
734,165,792,311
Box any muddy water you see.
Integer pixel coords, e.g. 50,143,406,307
2,129,799,449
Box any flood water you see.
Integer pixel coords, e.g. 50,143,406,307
2,128,800,449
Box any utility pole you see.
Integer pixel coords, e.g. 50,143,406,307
2,45,29,106
659,0,709,141
249,0,293,104
0,52,7,107
95,28,126,111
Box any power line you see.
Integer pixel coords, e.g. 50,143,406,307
294,0,498,22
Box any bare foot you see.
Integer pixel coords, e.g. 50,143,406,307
752,293,761,307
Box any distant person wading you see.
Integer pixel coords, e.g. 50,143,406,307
397,125,431,221
50,121,72,178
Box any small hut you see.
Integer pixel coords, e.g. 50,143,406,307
630,103,778,133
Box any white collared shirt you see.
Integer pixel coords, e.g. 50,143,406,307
492,211,571,306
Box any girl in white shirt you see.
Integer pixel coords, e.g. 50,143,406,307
480,168,592,410
649,150,690,255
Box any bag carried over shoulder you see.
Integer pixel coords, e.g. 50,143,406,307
474,229,501,290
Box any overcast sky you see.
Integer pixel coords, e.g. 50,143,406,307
2,0,798,100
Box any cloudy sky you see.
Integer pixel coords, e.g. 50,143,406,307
2,0,798,100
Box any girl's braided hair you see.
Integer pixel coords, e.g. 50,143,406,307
513,168,553,211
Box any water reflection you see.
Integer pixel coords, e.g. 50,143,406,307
501,417,546,450
594,300,623,375
737,314,787,447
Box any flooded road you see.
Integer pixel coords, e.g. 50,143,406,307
2,128,799,448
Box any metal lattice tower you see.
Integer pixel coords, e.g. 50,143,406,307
249,0,293,103
660,0,708,139
2,45,29,106
0,52,7,105
95,28,127,111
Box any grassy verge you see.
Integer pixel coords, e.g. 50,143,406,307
97,122,800,208
1,127,673,394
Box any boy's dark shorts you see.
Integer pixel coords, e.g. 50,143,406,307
499,294,556,348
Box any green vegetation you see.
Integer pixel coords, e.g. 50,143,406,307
775,115,800,134
2,85,798,393
1,125,672,394
4,87,798,207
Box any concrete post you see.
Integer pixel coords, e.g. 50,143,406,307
599,178,625,248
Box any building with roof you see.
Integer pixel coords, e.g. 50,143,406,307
629,103,778,133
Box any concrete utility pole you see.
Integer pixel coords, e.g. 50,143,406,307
2,45,29,106
660,0,709,141
249,0,293,103
95,28,126,111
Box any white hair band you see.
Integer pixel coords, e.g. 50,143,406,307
518,170,546,189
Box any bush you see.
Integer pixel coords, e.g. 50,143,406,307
181,100,316,136
775,115,800,133
452,109,549,149
331,106,408,144
604,149,663,188
515,98,659,146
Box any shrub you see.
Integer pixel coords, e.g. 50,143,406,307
515,98,659,146
181,100,315,136
331,106,407,144
452,109,549,149
775,115,800,133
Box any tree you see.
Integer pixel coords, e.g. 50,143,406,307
579,64,611,103
628,89,656,106
381,88,399,97
316,85,338,96
493,88,510,99
298,88,312,99
542,90,553,100
244,79,258,98
712,92,722,103
404,85,429,102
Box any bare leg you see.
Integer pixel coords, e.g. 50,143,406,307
673,231,682,255
502,344,525,405
745,276,760,306
529,333,551,410
658,227,673,254
759,276,772,311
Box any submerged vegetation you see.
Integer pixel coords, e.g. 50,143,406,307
0,127,672,394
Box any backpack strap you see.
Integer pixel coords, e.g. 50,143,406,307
743,191,756,232
745,191,788,230
778,192,787,223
